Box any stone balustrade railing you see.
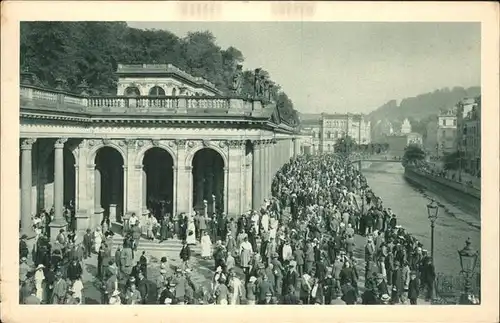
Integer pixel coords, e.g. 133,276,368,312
20,84,263,116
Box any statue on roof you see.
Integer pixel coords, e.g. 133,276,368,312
254,68,262,98
231,64,243,95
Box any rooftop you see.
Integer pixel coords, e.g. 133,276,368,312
116,63,221,94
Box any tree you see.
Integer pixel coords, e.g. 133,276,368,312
334,135,357,154
402,144,425,167
442,151,463,170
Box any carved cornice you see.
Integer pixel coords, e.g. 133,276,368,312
174,139,186,147
227,140,245,148
21,138,37,150
54,138,68,149
124,139,136,149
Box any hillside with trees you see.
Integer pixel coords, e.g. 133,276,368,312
20,22,298,125
368,86,481,131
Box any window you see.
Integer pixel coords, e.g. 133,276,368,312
453,119,457,126
124,86,140,97
327,131,332,139
172,88,177,96
442,119,446,126
148,86,166,96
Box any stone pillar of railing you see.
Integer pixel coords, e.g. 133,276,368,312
20,138,36,238
78,79,89,107
49,138,68,240
229,97,245,114
251,100,263,116
177,97,187,114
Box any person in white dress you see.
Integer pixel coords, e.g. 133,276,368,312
200,231,212,259
71,278,84,304
251,212,259,234
34,264,45,301
93,226,103,253
186,213,197,245
228,272,243,305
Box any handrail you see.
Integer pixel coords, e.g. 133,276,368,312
19,84,279,118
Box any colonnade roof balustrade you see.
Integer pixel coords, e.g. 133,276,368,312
20,83,299,133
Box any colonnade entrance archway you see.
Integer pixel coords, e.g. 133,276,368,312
95,147,124,224
143,147,174,219
192,148,224,215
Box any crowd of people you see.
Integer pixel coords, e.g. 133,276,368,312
19,153,437,305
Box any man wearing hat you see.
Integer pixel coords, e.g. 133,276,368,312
19,234,29,260
408,270,420,305
124,280,141,305
159,281,177,305
391,260,404,304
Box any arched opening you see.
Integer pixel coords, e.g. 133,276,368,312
192,148,224,215
149,86,166,97
124,86,141,97
143,148,174,220
95,147,124,226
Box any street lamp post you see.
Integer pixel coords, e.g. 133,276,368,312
458,237,479,304
426,199,439,264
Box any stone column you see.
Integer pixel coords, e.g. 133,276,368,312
223,167,229,214
196,157,204,209
263,142,270,200
122,165,128,222
252,141,262,210
94,167,104,216
172,166,178,216
50,138,68,239
142,167,148,215
20,138,36,237
174,140,190,215
259,141,266,207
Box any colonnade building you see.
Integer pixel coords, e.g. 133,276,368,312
19,64,301,238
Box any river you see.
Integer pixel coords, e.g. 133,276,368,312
361,162,481,275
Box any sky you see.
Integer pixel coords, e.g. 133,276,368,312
127,22,480,115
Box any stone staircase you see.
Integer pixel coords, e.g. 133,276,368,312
111,233,201,255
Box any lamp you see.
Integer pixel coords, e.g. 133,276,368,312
426,199,439,224
426,199,439,265
458,238,478,275
458,237,479,304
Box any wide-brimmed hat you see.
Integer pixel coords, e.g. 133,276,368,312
112,290,120,297
36,264,45,270
249,276,257,283
160,269,167,274
380,294,390,302
216,266,222,273
376,273,384,279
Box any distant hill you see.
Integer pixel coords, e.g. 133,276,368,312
368,86,481,124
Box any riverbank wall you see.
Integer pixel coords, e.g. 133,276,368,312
403,167,481,216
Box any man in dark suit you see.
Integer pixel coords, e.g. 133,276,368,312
179,240,191,269
137,271,149,304
217,213,228,242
